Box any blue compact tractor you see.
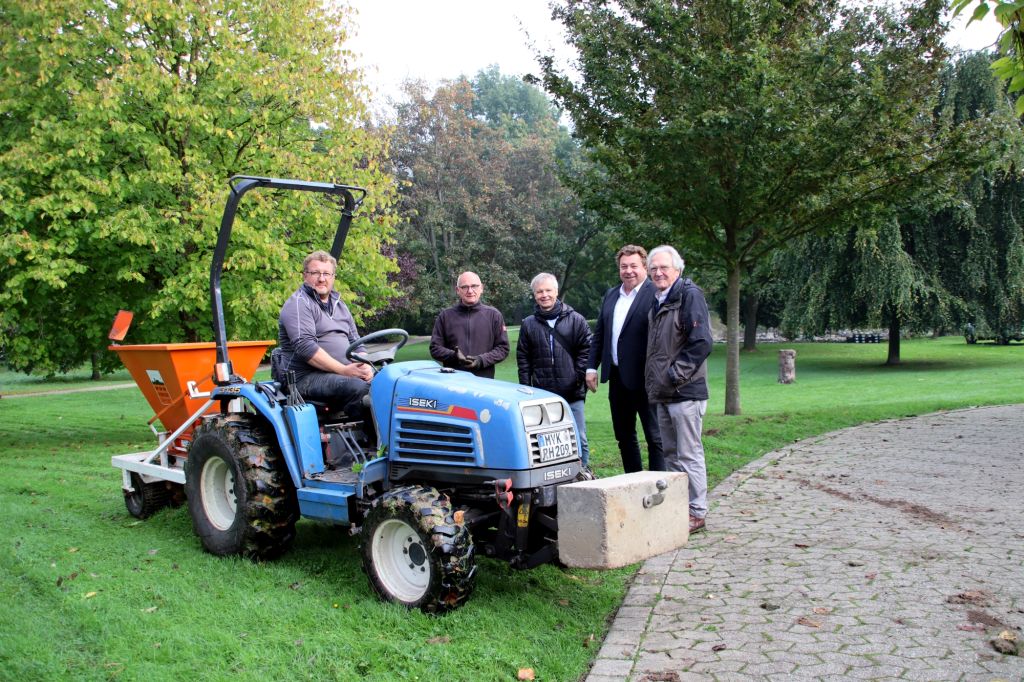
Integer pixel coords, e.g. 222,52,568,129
113,176,586,613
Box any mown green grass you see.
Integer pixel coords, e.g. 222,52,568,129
1,335,1021,680
0,366,134,395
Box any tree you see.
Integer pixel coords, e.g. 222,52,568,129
771,52,1022,362
954,0,1024,113
385,69,612,331
0,0,398,377
537,0,1001,414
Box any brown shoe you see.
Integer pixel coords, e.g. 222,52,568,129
689,514,706,534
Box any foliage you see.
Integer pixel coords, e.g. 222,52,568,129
383,68,614,333
536,0,1001,413
0,0,399,377
954,0,1024,113
771,52,1023,361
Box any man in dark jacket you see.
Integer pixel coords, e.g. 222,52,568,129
516,273,593,466
430,271,509,379
586,245,665,473
645,245,713,533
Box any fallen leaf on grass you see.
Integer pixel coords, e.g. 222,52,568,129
68,547,79,553
557,599,569,606
583,633,595,648
289,582,301,590
84,591,98,599
517,668,535,680
426,636,450,644
796,616,822,628
142,606,158,613
147,549,158,555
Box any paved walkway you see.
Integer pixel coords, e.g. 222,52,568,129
588,405,1024,681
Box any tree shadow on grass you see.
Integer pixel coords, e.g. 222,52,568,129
806,355,1013,373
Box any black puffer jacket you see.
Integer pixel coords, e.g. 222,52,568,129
516,302,592,402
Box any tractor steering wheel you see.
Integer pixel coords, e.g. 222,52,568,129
346,328,410,374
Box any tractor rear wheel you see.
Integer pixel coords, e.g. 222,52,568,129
185,413,298,560
361,486,475,614
124,472,170,519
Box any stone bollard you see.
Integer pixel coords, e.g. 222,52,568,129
778,349,796,384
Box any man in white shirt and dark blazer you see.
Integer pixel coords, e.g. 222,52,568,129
586,244,665,473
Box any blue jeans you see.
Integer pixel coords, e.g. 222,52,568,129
568,399,590,467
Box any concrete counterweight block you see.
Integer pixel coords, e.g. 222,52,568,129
557,471,690,569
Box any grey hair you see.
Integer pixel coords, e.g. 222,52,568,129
647,245,685,272
530,272,559,292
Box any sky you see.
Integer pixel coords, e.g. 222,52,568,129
344,1,1006,110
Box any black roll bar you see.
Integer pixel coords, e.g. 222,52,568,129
210,175,366,384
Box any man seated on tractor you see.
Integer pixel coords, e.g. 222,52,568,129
275,250,373,421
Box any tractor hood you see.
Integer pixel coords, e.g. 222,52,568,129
370,361,581,474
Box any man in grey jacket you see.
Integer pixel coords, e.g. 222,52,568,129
645,245,713,533
276,250,373,417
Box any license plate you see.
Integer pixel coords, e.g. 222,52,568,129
538,428,574,462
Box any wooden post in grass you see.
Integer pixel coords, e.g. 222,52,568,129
778,349,796,384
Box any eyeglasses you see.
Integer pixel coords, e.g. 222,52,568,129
649,265,676,273
305,271,335,279
458,284,481,291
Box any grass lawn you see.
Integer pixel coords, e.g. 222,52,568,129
0,335,1021,680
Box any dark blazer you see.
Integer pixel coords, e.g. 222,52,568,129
588,278,657,391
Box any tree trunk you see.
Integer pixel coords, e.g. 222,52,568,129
886,316,901,365
725,264,742,415
91,352,101,380
741,293,758,351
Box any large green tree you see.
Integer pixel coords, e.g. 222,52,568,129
0,0,398,377
771,52,1022,362
537,0,999,414
386,69,611,331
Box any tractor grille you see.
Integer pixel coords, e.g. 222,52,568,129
394,419,476,464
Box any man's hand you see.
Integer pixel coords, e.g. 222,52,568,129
339,362,373,381
586,373,599,393
456,347,480,370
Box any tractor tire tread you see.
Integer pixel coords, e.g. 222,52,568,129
186,414,298,561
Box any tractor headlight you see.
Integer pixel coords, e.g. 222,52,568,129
522,404,544,427
544,401,564,424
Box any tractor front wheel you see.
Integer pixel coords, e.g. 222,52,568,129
361,486,475,614
185,414,298,560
